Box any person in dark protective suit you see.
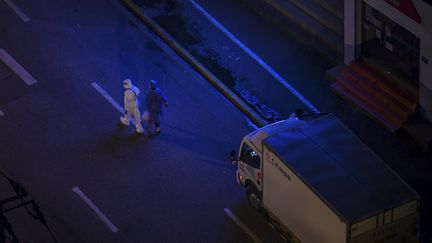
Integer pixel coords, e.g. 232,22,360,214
143,80,168,135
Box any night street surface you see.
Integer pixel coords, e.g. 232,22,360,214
0,0,431,242
129,0,432,242
0,0,286,242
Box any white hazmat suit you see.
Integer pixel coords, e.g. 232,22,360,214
120,79,144,133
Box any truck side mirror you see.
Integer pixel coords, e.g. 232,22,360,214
230,150,237,164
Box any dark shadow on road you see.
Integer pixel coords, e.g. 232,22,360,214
158,122,238,165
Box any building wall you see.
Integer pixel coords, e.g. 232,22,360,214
344,0,363,65
344,0,356,65
420,40,432,120
415,0,432,121
345,0,432,121
415,1,432,33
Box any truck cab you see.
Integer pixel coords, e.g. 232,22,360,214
234,117,305,210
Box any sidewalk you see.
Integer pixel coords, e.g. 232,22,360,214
124,0,311,124
123,0,432,241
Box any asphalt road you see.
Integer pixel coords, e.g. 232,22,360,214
129,0,432,242
0,0,286,242
1,0,432,242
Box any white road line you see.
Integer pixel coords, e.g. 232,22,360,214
0,49,37,85
4,0,30,22
188,0,319,113
72,187,119,233
91,82,125,113
91,82,137,125
224,208,263,243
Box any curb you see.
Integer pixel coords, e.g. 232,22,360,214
122,0,268,128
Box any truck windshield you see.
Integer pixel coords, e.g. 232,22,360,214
240,143,260,169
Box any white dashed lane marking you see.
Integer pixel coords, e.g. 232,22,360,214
91,82,125,113
0,49,37,85
72,186,119,233
4,0,30,22
91,82,125,114
91,82,138,126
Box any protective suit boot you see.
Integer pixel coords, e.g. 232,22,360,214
120,116,130,126
136,124,144,134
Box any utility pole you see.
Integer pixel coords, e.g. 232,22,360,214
0,176,30,243
1,223,5,243
0,171,58,243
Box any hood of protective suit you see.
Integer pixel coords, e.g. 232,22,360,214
123,79,140,96
149,80,157,90
123,79,133,89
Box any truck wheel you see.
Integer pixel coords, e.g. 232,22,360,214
246,186,262,211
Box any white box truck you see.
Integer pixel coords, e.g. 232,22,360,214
231,114,420,243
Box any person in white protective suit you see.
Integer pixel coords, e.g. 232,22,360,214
120,79,144,133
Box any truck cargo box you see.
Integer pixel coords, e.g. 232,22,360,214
262,114,419,242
